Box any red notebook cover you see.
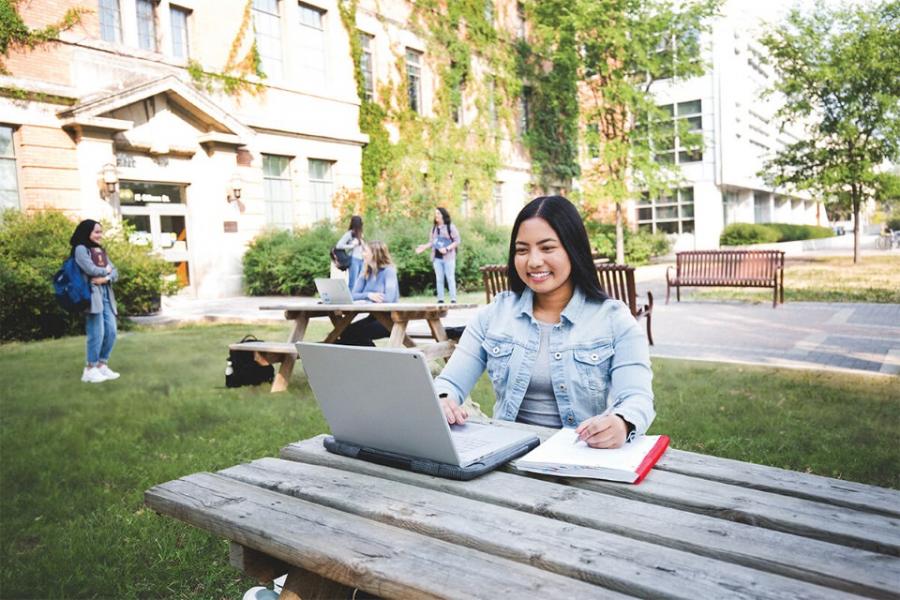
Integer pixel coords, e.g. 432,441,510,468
633,435,670,484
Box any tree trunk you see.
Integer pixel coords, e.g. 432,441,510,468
615,201,625,264
852,191,860,264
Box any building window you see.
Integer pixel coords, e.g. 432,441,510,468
253,0,283,79
263,154,293,229
136,0,157,51
170,5,190,59
451,61,466,125
492,182,503,225
637,187,694,234
754,191,771,223
517,88,530,137
406,49,422,114
359,33,374,102
99,0,122,43
655,100,702,164
308,159,334,223
0,126,19,211
298,3,326,87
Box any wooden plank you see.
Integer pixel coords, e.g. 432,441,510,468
144,473,620,600
279,566,354,600
229,342,298,355
222,458,860,600
656,448,900,518
229,542,289,583
279,436,900,598
322,314,354,344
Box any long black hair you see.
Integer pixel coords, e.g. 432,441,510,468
506,196,607,302
432,207,452,234
348,215,363,239
69,219,102,257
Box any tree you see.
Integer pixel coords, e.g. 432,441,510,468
522,0,719,263
760,1,900,263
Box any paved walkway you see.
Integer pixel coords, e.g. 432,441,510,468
133,283,900,377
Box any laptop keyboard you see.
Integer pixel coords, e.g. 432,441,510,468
452,435,492,452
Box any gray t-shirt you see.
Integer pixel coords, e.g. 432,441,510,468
516,322,563,428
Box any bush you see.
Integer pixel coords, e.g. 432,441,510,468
720,222,835,246
886,217,900,230
586,222,672,265
720,223,780,246
0,211,181,341
243,224,335,295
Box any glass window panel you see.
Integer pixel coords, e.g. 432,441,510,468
658,104,674,118
679,187,694,203
656,206,678,220
680,204,694,218
123,214,152,245
253,0,283,78
254,0,278,13
298,3,322,27
681,220,695,233
655,152,674,164
686,115,702,131
360,33,374,102
170,6,189,59
263,155,290,178
308,159,331,181
118,181,183,205
406,49,422,113
637,207,652,221
99,0,122,43
658,221,678,233
136,0,157,51
0,127,13,157
0,189,18,211
0,159,18,188
677,100,701,115
298,3,325,86
679,149,701,163
160,215,188,250
638,223,653,233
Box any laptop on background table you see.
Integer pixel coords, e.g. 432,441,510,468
295,343,540,480
314,278,355,304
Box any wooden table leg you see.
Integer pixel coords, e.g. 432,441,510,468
271,315,311,393
279,566,354,600
371,312,411,348
322,313,355,344
426,318,449,342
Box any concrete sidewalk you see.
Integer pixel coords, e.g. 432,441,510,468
132,288,899,377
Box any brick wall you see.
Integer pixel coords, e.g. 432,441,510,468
16,125,81,213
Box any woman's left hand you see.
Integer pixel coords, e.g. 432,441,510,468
367,292,384,303
575,414,628,448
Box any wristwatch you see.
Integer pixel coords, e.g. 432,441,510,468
616,414,637,443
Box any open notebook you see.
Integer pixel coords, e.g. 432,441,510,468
515,428,670,484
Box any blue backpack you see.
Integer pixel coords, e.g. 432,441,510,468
53,257,91,312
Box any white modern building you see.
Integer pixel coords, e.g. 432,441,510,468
635,0,827,250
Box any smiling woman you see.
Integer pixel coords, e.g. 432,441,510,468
434,196,655,449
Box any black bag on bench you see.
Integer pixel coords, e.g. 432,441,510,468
226,335,275,388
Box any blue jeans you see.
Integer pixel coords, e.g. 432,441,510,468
433,257,457,302
86,288,117,365
348,257,364,292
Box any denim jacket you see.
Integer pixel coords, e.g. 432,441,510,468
434,287,655,434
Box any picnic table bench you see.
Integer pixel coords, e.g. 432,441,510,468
480,263,654,345
666,250,785,307
145,421,900,599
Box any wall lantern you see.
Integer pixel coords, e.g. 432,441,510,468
227,173,243,203
102,163,119,195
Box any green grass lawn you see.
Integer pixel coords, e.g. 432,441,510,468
689,255,900,303
1,323,898,599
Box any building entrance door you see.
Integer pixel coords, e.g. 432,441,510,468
119,181,191,285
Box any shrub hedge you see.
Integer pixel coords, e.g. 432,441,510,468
0,210,180,342
720,222,833,246
584,221,672,265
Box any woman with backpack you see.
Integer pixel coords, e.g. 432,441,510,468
415,207,460,304
335,215,365,290
70,219,120,384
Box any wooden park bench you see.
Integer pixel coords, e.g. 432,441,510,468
480,263,654,345
666,250,785,308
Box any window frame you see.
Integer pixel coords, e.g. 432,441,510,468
637,187,695,235
359,32,375,102
262,154,294,230
135,0,158,52
98,0,123,43
654,100,703,164
297,2,326,87
253,0,284,80
169,4,190,59
0,125,20,211
307,158,335,223
405,48,423,114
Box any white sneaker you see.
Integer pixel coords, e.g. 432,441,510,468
98,364,120,380
81,367,107,383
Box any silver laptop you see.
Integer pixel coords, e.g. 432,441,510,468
295,343,540,480
314,278,354,304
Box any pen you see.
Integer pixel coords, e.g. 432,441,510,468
573,403,618,444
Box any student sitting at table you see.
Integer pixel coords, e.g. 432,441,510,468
434,195,655,448
335,240,400,347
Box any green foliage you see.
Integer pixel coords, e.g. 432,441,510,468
586,221,672,265
0,1,87,74
887,217,900,230
719,223,781,246
242,224,335,296
720,222,835,246
760,1,900,261
0,210,180,341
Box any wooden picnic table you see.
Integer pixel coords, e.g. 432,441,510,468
145,422,900,599
237,302,476,392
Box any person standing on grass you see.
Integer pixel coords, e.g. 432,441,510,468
415,207,460,304
335,215,365,290
70,219,120,384
335,240,399,347
433,196,654,448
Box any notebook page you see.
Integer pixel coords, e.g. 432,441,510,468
517,428,662,472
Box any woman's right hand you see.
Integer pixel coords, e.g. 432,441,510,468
90,276,108,285
439,395,468,425
415,243,429,254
